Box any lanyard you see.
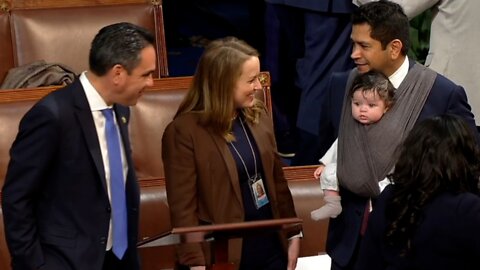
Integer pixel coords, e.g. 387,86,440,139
229,118,258,180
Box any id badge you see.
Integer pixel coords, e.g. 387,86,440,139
249,176,269,209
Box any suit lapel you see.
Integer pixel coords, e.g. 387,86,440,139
113,105,136,185
113,105,140,212
208,129,243,206
72,81,108,194
113,105,132,163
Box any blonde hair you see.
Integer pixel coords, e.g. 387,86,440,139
176,37,264,141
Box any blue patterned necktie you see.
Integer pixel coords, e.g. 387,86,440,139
102,108,128,259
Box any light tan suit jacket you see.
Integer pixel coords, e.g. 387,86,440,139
162,109,298,267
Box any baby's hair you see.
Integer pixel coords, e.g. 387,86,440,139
349,71,396,108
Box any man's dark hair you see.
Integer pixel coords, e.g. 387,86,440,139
89,22,155,76
352,0,410,56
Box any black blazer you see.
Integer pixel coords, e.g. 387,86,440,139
265,0,355,13
355,185,480,270
320,62,478,267
2,79,140,270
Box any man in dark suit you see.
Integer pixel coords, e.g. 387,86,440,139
1,22,156,270
314,2,477,270
263,0,356,160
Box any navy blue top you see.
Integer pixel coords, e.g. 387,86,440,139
355,185,480,270
227,116,273,221
227,116,284,268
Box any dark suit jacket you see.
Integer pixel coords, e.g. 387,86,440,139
319,63,478,267
1,80,140,270
355,185,480,270
265,0,355,13
162,109,298,268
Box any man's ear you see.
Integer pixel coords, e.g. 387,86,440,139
111,64,125,85
389,39,403,60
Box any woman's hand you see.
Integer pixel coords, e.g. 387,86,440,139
190,266,206,270
183,231,206,243
287,237,300,270
313,164,325,179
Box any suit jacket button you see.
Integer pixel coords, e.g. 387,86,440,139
107,206,111,212
100,236,106,244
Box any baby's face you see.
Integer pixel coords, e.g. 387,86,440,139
351,90,388,125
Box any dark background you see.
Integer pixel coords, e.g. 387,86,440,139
164,0,266,77
164,0,430,77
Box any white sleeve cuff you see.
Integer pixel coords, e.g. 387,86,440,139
288,231,304,240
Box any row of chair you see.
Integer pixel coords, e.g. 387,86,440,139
0,0,169,85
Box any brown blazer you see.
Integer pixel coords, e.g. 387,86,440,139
162,109,298,267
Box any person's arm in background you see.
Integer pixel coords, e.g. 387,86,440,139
353,0,439,19
316,73,343,163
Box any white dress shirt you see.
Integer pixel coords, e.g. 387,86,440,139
79,72,128,251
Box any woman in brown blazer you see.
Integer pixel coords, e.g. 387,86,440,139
162,37,301,270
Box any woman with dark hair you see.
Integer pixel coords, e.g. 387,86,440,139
355,114,480,270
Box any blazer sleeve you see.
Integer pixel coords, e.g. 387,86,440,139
272,148,298,220
162,119,206,266
445,84,479,142
2,103,60,269
354,0,439,19
455,194,480,256
265,113,301,237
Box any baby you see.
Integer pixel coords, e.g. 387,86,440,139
311,71,395,220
